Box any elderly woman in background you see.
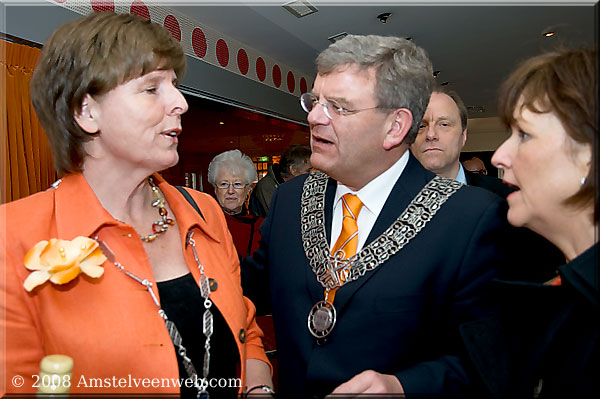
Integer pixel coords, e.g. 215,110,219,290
208,150,263,259
462,48,598,398
0,12,272,398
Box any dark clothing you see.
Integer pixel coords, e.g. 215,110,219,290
249,164,285,217
157,273,239,398
465,171,513,198
225,207,263,259
461,243,599,398
243,153,514,398
464,170,564,282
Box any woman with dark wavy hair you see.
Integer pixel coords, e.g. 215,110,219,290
463,48,598,398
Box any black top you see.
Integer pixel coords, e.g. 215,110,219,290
157,273,239,398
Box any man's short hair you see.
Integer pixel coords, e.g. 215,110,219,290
433,86,468,132
30,11,186,175
279,145,311,179
316,35,434,144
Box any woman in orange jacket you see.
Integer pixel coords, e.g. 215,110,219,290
1,11,272,398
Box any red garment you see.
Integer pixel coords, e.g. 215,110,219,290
224,210,263,259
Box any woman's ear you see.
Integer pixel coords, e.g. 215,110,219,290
74,94,100,134
383,108,413,150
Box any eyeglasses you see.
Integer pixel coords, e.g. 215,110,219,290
216,181,247,190
300,93,383,120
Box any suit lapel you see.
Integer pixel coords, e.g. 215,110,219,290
334,153,435,311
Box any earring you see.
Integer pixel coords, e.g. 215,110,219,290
581,176,587,186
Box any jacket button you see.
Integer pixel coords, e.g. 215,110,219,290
209,278,218,292
238,329,246,343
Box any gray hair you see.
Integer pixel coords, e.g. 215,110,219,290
316,35,434,143
207,150,258,186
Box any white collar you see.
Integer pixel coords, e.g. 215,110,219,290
334,150,410,217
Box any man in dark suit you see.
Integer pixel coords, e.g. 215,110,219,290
242,35,513,398
411,86,563,281
410,85,512,198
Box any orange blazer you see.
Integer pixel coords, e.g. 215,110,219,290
0,173,269,395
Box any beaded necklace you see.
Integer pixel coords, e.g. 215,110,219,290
140,177,175,242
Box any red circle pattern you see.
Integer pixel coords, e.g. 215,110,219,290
130,0,150,20
287,71,295,93
216,39,229,67
91,0,114,12
272,65,282,88
191,28,207,58
237,49,249,75
300,78,308,94
256,57,266,82
163,15,181,42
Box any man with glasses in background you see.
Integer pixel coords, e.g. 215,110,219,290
242,35,512,398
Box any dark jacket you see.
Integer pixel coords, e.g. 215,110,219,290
243,153,516,398
465,170,564,282
465,171,513,198
249,164,285,217
461,243,599,398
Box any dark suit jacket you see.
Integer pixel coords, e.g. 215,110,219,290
465,170,564,282
460,243,599,398
465,171,513,198
243,153,513,398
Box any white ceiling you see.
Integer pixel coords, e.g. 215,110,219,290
171,0,596,119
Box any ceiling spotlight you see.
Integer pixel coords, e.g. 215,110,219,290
433,70,441,78
543,31,555,37
328,32,348,43
377,12,392,23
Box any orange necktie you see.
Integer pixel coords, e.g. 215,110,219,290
326,194,364,303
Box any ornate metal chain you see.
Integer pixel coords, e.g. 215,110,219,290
300,171,463,291
97,230,213,398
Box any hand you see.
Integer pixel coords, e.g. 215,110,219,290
328,370,404,397
244,358,273,394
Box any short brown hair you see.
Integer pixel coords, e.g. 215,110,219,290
498,48,597,220
30,11,186,175
433,85,468,132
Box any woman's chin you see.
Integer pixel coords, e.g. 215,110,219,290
507,208,527,229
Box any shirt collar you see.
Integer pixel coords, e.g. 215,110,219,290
334,150,410,216
455,163,467,184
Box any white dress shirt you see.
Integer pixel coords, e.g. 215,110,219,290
330,151,410,251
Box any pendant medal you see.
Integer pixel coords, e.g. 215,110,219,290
307,300,337,338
